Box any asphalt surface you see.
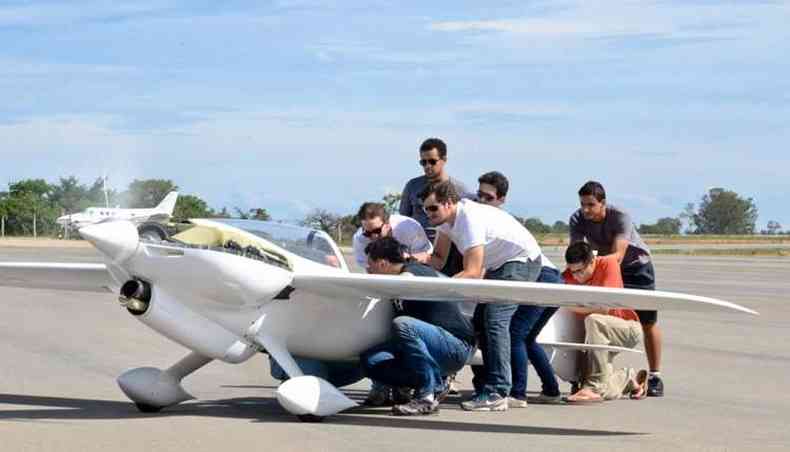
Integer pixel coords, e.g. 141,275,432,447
1,246,788,451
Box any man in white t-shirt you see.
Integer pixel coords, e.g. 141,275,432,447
420,181,544,412
352,202,433,270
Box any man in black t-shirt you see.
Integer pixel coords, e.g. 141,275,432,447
568,181,664,397
360,237,475,416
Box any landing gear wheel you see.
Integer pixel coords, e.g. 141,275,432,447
297,414,325,423
135,402,164,413
138,222,169,241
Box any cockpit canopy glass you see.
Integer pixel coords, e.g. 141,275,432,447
213,219,344,268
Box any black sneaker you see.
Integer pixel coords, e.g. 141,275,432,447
363,387,393,406
392,398,439,416
647,375,664,397
393,387,413,405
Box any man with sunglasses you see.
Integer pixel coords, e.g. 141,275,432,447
418,181,545,412
399,137,472,276
352,202,433,270
569,181,664,397
476,171,563,407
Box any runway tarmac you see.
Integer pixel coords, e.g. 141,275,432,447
1,246,788,451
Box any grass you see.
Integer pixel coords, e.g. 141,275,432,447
536,233,790,246
650,247,790,257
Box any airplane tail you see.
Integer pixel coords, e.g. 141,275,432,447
155,192,179,215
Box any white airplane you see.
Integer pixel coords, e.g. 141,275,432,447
0,218,757,421
57,191,179,231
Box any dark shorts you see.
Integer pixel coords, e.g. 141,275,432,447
622,260,658,325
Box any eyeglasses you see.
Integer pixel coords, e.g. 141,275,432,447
362,226,384,238
477,191,496,203
568,261,593,276
422,204,440,213
419,158,441,167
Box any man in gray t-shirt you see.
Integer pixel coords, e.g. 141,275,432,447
399,138,472,276
569,181,664,398
569,205,651,268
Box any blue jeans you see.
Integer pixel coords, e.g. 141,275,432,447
361,316,474,399
509,266,562,399
471,258,542,397
269,356,364,388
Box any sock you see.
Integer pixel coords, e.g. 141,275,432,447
649,371,661,378
422,393,435,402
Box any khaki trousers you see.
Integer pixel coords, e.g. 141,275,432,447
582,313,643,400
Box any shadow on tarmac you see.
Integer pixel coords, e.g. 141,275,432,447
0,393,645,437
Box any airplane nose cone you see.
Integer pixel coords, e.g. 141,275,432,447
80,221,140,263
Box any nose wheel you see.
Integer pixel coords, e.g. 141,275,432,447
297,414,325,423
135,403,164,413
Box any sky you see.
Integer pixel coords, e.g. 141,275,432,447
1,1,788,229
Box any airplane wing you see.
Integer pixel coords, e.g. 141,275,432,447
291,272,758,315
0,262,114,293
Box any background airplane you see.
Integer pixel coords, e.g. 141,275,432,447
57,191,179,231
0,218,757,421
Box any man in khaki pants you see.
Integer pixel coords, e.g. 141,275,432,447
561,241,648,402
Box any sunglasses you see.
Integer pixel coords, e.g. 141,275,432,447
422,204,440,213
362,226,384,238
419,158,441,167
477,191,496,203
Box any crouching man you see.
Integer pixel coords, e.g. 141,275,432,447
562,241,648,403
361,237,475,416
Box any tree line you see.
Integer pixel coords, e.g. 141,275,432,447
0,178,783,238
0,177,271,237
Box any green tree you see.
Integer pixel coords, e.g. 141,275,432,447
49,176,87,214
84,177,119,208
173,195,215,221
382,192,402,214
234,207,272,221
551,220,570,234
124,179,179,208
4,179,58,236
690,188,758,234
522,217,551,234
215,207,232,218
762,220,782,235
639,217,682,235
302,209,340,236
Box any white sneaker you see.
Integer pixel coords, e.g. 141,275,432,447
461,393,509,412
508,397,528,408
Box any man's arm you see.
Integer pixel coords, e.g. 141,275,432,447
351,231,368,269
452,245,485,279
612,237,629,265
430,232,450,270
568,210,585,244
611,210,634,264
402,219,433,264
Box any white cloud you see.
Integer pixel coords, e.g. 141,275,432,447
0,1,172,27
429,1,788,41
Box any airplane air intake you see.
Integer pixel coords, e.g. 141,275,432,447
119,279,152,316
